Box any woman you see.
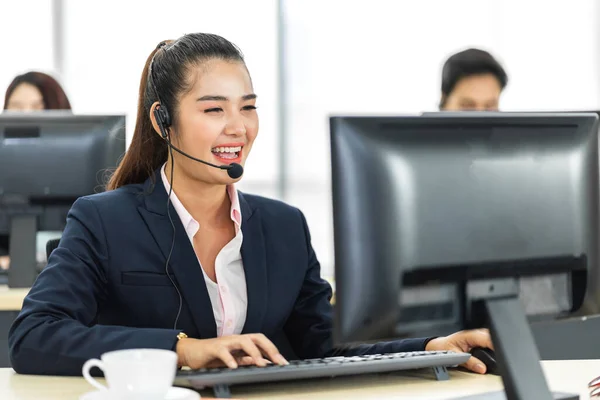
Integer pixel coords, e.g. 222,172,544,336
8,33,492,376
0,71,72,270
4,71,71,111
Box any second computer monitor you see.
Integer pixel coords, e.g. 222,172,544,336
0,113,126,287
330,113,599,344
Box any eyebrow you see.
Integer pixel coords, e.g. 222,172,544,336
197,94,257,102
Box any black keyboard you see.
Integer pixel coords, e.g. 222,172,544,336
175,350,470,391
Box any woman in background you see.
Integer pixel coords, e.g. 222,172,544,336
0,71,72,269
4,71,71,111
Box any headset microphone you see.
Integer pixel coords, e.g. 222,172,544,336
226,162,244,180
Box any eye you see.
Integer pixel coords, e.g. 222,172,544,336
242,105,257,111
205,107,223,113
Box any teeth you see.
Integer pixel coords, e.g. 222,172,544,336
212,146,242,153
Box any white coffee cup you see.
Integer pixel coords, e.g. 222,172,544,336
82,348,178,400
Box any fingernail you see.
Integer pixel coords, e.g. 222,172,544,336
276,354,289,365
228,361,238,369
256,358,267,367
474,364,486,374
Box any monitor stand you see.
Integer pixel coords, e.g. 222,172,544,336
7,214,38,288
455,278,578,400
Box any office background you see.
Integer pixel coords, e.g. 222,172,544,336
1,0,599,279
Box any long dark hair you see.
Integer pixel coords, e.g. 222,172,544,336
4,71,71,110
107,33,245,190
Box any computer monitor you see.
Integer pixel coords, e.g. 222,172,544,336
0,113,126,288
420,110,600,318
330,113,598,399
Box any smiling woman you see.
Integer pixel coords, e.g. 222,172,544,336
8,32,493,377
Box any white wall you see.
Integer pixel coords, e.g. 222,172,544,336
283,0,600,278
0,1,55,107
1,0,599,278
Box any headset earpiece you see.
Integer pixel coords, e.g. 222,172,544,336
154,105,171,140
157,105,171,128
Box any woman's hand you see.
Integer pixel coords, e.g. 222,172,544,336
176,333,289,369
425,329,494,374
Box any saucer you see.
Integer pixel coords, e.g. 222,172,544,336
79,386,200,400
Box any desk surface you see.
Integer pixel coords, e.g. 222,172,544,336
0,286,28,311
1,360,598,400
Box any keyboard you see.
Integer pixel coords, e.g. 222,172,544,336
456,391,578,400
175,350,470,391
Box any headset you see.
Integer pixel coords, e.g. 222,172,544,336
150,43,243,179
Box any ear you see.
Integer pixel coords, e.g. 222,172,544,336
149,101,167,138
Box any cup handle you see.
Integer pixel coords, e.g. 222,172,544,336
82,358,108,391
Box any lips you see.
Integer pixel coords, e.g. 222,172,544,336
211,144,243,164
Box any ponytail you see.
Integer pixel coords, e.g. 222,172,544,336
107,48,168,190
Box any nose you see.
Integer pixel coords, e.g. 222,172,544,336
224,116,246,137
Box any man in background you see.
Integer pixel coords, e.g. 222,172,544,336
439,48,508,111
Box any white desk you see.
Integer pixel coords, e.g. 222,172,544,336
0,360,598,400
0,286,28,311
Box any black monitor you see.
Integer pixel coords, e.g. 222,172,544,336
330,113,598,399
0,113,126,288
420,110,600,319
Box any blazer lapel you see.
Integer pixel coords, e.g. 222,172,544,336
137,170,217,338
239,192,269,334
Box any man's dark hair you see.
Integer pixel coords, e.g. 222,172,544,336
440,48,508,108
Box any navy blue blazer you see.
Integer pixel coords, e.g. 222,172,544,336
8,170,429,375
